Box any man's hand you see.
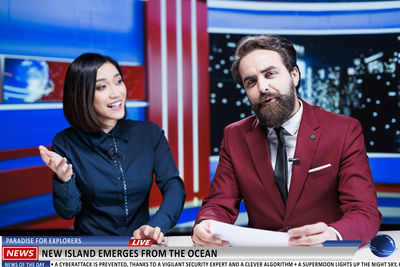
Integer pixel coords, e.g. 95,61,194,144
39,145,73,183
133,225,167,246
192,220,230,246
287,222,338,246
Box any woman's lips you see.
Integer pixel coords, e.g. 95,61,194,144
107,100,123,110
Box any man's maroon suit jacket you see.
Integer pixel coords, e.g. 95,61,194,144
196,99,381,245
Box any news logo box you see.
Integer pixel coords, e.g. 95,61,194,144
2,246,39,261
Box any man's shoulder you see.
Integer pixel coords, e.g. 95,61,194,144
225,115,258,132
305,101,359,126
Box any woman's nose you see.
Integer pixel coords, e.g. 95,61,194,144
109,85,120,97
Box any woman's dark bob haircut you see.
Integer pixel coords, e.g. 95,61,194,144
231,35,301,93
63,53,123,133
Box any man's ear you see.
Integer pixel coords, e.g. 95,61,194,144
291,67,300,87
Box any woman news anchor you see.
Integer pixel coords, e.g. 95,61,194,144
39,53,185,244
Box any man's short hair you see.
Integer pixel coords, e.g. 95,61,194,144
231,35,301,92
63,53,124,133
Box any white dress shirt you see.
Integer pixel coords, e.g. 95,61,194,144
266,100,303,192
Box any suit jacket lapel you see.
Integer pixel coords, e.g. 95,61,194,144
285,100,320,218
245,118,285,214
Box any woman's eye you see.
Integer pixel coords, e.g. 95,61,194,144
96,85,106,90
117,79,123,85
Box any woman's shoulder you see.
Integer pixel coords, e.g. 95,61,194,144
53,127,74,142
123,120,162,133
51,127,83,154
52,127,88,147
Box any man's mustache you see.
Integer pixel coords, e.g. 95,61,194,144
257,92,282,103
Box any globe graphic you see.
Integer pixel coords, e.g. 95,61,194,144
369,234,396,257
3,58,54,103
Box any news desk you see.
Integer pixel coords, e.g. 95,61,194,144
166,231,400,261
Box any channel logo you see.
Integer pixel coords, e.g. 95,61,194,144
2,246,39,261
370,234,397,257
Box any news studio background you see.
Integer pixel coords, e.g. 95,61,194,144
0,0,400,259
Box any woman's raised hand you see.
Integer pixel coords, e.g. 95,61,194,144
38,145,73,182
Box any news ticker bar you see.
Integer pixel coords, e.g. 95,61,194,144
1,237,367,262
1,237,362,248
2,247,360,261
1,261,392,267
2,237,132,247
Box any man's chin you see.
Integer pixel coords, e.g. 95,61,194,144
257,107,288,128
258,116,285,128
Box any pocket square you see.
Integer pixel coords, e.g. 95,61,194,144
308,163,332,173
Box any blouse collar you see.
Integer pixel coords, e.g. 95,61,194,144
88,119,129,147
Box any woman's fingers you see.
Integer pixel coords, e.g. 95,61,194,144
38,146,51,165
132,225,167,246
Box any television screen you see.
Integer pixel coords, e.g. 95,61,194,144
0,55,146,232
209,32,400,225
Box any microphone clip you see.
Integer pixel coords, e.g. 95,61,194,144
108,147,118,160
289,158,300,164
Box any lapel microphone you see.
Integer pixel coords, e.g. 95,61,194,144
107,147,118,160
289,158,300,164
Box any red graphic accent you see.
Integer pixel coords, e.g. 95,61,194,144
146,0,210,203
0,146,51,161
120,65,145,100
41,61,70,101
0,166,52,204
127,238,153,247
40,62,145,102
3,215,74,231
2,246,39,261
375,183,400,193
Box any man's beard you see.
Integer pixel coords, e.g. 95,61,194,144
251,84,297,129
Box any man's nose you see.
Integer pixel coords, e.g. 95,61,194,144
257,77,269,93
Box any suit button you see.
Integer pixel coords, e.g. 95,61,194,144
285,225,292,231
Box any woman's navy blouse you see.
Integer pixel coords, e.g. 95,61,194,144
52,119,186,235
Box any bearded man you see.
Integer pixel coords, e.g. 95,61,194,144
192,35,381,247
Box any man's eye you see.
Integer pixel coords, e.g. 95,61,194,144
266,72,275,77
246,80,255,86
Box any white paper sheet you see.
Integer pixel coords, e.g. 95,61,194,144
209,220,289,246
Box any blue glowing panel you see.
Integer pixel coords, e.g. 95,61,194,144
0,0,144,63
369,157,400,184
0,194,55,228
208,2,400,34
0,105,146,150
